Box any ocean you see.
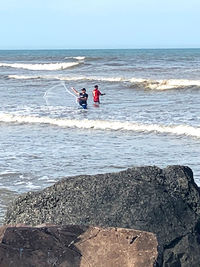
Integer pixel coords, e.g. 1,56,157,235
0,49,200,224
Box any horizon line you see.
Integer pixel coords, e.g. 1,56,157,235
0,47,200,51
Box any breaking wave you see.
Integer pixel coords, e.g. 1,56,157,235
7,74,200,90
64,56,85,61
129,78,200,90
0,113,200,138
8,75,43,80
8,74,125,82
0,62,80,71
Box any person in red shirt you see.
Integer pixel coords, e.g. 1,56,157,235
92,85,105,103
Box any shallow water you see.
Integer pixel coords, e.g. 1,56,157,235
0,49,200,224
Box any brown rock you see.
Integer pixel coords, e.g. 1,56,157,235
0,225,158,267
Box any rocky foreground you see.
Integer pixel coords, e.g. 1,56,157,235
4,165,200,266
0,225,158,267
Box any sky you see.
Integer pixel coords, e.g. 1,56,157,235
0,0,200,49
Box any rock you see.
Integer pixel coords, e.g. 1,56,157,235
0,225,158,267
4,165,200,266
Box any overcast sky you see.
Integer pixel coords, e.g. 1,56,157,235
0,0,199,49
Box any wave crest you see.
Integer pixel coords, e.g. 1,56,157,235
129,78,200,90
64,56,85,61
7,74,200,90
0,113,200,138
0,62,80,71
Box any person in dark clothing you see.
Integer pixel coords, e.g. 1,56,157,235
72,87,88,109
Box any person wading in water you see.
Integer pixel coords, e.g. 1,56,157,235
72,87,88,109
92,85,105,104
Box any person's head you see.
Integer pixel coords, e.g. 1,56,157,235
81,88,86,92
94,85,98,89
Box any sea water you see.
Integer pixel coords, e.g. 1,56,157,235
0,49,200,224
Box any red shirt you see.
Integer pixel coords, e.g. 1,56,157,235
93,89,101,102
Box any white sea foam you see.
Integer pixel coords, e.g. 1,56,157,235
7,74,200,90
129,78,200,90
64,56,85,60
60,76,125,82
8,75,42,80
8,74,125,82
0,113,200,139
0,62,80,71
73,56,85,61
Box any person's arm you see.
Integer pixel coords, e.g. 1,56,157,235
99,89,105,96
71,87,79,96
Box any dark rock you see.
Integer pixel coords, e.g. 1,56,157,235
0,225,158,267
4,165,200,266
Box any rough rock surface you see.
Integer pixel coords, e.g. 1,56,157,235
0,225,158,267
4,165,200,266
